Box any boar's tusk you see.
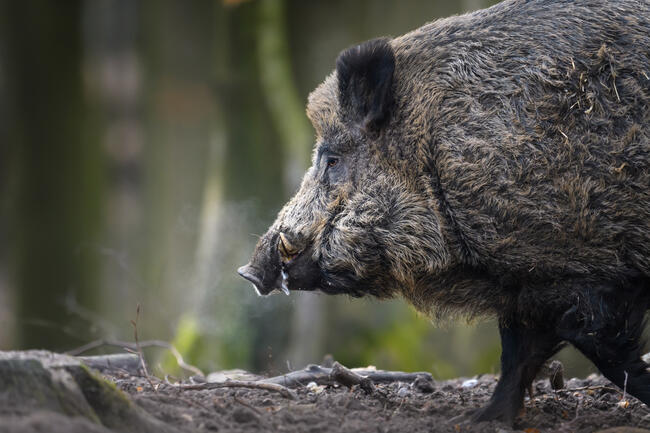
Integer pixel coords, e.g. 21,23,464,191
278,232,300,262
280,270,291,296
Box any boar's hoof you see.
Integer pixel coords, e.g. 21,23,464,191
471,403,518,425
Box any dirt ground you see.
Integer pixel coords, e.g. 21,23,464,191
112,371,650,433
2,350,649,433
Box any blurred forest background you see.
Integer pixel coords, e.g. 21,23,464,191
0,0,594,379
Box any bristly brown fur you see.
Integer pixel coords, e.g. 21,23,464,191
301,0,650,321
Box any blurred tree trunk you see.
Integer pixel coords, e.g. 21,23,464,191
3,0,103,349
138,0,216,339
164,1,231,374
257,0,310,190
0,2,13,349
257,0,324,369
192,1,229,330
82,0,143,340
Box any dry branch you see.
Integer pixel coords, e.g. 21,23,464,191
166,378,297,400
261,364,331,387
330,361,376,393
261,363,432,389
77,353,141,373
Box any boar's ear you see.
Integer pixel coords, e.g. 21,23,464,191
336,38,395,134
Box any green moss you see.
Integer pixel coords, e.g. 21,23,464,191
67,364,135,427
67,363,173,433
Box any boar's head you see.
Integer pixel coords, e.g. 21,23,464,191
239,38,451,299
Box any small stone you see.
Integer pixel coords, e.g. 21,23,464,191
190,375,206,384
306,381,326,394
461,379,478,388
616,400,630,409
413,376,434,393
566,378,582,388
397,386,409,397
586,373,600,381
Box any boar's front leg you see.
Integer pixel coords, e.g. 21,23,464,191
557,283,650,406
473,317,563,424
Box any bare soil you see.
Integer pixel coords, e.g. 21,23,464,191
2,350,649,433
113,371,650,433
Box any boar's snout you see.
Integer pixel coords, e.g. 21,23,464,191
237,230,281,296
238,230,319,296
237,263,266,294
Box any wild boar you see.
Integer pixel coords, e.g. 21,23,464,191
238,0,650,423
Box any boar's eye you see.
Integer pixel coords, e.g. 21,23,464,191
326,157,339,168
321,152,344,184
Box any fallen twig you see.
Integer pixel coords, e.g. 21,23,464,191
166,378,297,400
261,364,330,387
77,353,141,373
330,361,376,394
261,363,432,388
558,385,622,394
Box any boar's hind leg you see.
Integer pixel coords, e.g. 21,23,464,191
557,284,650,406
473,319,563,424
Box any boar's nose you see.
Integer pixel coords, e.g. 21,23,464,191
237,263,264,294
278,232,302,263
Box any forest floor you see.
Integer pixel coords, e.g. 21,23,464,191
2,350,650,433
113,372,650,433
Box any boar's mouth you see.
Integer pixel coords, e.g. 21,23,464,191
237,232,324,296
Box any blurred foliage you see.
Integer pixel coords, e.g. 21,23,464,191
0,0,600,381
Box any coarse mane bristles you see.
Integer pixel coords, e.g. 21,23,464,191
306,73,340,140
279,0,650,322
